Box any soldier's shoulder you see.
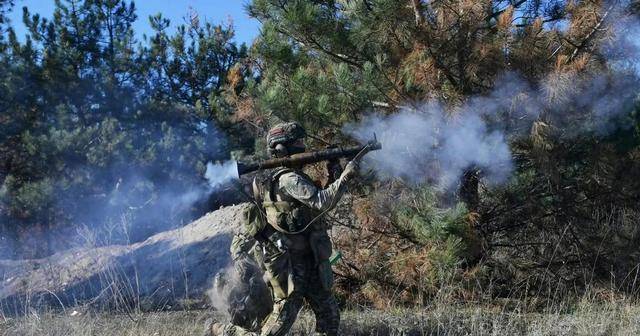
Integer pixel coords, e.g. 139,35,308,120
279,170,307,180
279,171,317,199
279,170,312,187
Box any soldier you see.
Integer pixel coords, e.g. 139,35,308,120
209,122,359,336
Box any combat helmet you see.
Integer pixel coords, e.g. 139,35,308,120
266,122,306,157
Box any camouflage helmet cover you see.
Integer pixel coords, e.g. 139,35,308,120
267,122,306,151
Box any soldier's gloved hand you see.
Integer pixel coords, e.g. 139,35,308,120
340,160,359,182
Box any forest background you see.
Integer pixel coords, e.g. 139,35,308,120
1,0,640,312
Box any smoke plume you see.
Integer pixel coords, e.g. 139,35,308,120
207,260,272,330
205,160,240,188
347,67,637,189
207,265,241,323
345,102,513,188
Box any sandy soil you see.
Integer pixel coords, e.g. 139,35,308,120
0,204,250,314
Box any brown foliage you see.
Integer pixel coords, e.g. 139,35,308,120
331,184,484,307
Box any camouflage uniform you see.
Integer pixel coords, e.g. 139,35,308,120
218,166,351,336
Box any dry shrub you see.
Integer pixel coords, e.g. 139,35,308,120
567,0,603,38
481,137,640,302
570,54,592,72
332,183,484,308
497,6,515,30
232,96,260,123
530,120,554,151
541,70,577,107
226,64,244,96
399,43,438,94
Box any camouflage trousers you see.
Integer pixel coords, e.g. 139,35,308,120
219,249,340,336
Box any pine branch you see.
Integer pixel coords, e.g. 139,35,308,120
568,3,614,62
486,0,529,23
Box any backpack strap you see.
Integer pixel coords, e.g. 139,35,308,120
265,167,294,203
262,168,302,234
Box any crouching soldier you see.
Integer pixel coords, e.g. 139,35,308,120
209,122,359,336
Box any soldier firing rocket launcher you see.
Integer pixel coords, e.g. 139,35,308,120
206,124,381,335
234,136,382,176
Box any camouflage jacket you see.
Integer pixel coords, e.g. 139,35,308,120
275,168,347,212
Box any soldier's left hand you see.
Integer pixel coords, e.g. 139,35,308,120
341,160,359,181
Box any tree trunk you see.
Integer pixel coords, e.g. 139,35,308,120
459,167,480,212
410,0,425,26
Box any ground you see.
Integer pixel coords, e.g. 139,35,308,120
0,205,247,314
2,302,640,336
2,204,639,336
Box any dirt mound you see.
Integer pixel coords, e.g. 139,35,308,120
0,204,249,315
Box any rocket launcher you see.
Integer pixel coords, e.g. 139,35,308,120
236,137,382,176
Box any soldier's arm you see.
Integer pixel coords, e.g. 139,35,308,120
279,172,348,211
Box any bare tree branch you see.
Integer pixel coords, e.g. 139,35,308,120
568,4,614,62
410,0,425,26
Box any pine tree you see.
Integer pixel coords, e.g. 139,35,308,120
0,1,250,257
245,0,640,302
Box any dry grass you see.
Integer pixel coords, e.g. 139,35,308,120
3,205,640,335
2,299,640,336
0,310,214,336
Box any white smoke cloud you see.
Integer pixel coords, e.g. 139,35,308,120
344,102,513,188
150,160,239,221
346,67,638,188
205,160,239,189
440,111,512,186
606,12,640,76
207,265,240,323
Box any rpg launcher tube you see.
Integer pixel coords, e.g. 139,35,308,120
237,142,382,176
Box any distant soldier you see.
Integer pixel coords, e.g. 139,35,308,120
209,122,359,336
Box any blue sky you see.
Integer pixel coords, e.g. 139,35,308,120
7,0,261,45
